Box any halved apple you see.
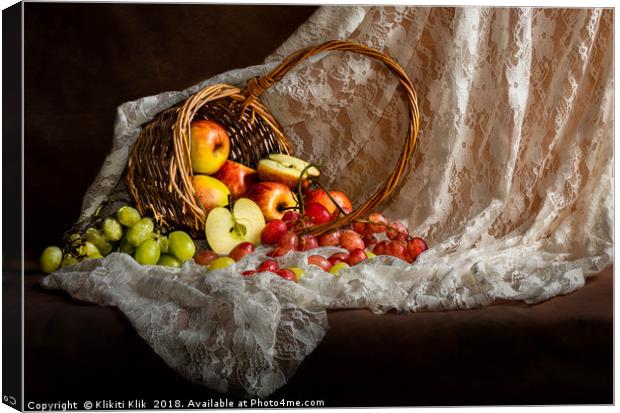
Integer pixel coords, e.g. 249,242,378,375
257,153,320,188
205,198,265,255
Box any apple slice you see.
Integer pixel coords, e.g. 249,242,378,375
257,153,320,188
205,198,266,255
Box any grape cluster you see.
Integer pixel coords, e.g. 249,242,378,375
39,205,196,273
245,211,428,278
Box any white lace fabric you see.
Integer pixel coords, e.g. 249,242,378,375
42,6,613,397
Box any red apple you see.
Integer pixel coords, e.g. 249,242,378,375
190,120,230,175
328,191,353,217
247,182,297,221
193,175,230,213
307,255,332,271
194,250,219,266
228,242,255,261
213,160,258,199
304,188,353,218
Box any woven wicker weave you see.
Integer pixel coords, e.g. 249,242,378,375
125,40,420,237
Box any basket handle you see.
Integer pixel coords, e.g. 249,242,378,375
242,40,421,235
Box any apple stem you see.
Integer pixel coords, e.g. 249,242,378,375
226,194,233,213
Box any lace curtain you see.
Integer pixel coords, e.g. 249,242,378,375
42,6,613,397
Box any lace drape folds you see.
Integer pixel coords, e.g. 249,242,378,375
42,7,613,397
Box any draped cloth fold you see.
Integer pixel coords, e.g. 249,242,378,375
42,7,613,397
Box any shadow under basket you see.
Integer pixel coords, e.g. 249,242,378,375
125,40,420,237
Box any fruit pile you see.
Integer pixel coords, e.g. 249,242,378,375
40,119,428,281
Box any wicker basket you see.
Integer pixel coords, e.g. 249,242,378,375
125,40,420,237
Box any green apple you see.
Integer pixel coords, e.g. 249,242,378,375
205,198,265,255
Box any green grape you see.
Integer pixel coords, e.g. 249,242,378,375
61,253,80,267
157,235,169,254
83,252,104,260
85,228,112,255
119,237,135,254
102,217,123,241
134,239,160,265
40,246,62,273
168,231,196,262
116,205,141,227
126,218,154,247
78,241,100,257
68,233,82,247
157,253,181,268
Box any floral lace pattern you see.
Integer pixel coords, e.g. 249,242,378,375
42,6,613,397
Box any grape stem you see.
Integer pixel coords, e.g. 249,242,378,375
352,218,413,240
295,163,321,217
309,179,350,217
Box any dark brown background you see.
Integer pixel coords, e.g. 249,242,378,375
24,2,317,255
19,3,612,408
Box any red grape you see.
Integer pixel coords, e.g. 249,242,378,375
282,210,301,229
407,237,428,260
258,259,279,273
362,233,378,247
261,220,288,245
351,221,366,233
194,250,219,266
385,240,412,263
276,268,297,281
307,255,332,271
267,247,293,258
298,234,319,251
386,222,408,241
278,231,299,250
228,242,255,261
347,248,368,266
328,252,349,266
340,230,365,252
304,202,332,225
373,241,388,255
368,212,388,233
318,230,341,247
